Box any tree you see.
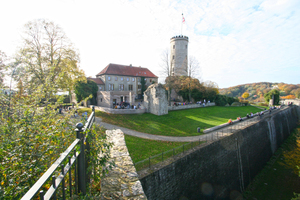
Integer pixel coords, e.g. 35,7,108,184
264,89,280,105
242,92,250,100
281,95,296,99
186,56,201,102
160,49,173,105
17,19,84,95
56,59,86,102
140,77,146,96
203,81,219,101
0,50,7,87
74,79,98,103
214,95,228,106
291,88,300,99
0,78,111,198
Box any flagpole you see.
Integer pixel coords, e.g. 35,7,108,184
181,13,183,35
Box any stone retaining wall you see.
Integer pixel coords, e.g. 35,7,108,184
203,108,271,133
90,103,216,114
168,102,215,111
140,105,299,200
101,129,147,200
280,99,300,106
90,105,146,115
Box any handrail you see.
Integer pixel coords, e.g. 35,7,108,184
21,106,96,200
21,139,80,200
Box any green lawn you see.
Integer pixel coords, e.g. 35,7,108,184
79,106,263,136
125,135,205,171
125,135,188,163
243,126,300,200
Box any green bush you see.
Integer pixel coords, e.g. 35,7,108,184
264,89,280,105
231,102,242,106
239,100,249,106
0,87,111,198
258,102,268,107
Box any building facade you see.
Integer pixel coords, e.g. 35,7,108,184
88,63,158,108
170,35,189,76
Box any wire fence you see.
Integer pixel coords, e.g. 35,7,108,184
134,107,285,172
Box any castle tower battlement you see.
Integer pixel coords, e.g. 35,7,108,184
170,35,189,76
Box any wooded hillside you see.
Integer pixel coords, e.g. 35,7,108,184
219,82,300,102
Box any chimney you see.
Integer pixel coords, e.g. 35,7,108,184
129,64,132,67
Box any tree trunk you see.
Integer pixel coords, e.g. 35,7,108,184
168,88,171,106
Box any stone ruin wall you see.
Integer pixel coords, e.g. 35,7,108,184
143,83,168,116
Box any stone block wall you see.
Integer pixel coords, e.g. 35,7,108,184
168,102,215,111
139,106,299,200
90,105,146,114
101,129,147,200
280,99,300,106
143,84,168,115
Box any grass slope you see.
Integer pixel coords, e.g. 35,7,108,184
243,127,300,200
125,135,205,171
124,135,188,163
79,106,262,136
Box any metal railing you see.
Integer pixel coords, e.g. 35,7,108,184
134,106,286,171
21,107,96,200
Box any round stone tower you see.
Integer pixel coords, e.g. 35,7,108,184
170,35,189,76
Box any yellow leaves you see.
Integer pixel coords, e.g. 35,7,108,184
282,128,300,175
242,92,250,99
1,181,4,186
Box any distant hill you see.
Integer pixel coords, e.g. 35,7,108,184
219,82,300,102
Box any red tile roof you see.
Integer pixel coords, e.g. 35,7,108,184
87,77,105,85
96,63,158,78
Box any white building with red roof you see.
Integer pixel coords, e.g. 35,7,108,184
88,63,158,108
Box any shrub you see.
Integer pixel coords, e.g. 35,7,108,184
239,100,249,106
231,102,242,106
0,87,111,198
258,102,268,107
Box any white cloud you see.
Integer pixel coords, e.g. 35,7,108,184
0,0,299,88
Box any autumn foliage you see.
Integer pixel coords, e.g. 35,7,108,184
220,82,300,101
281,95,296,99
282,128,300,175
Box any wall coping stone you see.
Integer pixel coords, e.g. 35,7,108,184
101,129,147,200
90,105,146,115
168,102,215,111
203,108,274,133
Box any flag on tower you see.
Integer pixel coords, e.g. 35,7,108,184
182,13,185,24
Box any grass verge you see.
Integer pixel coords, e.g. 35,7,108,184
243,126,300,200
125,135,206,171
79,106,263,137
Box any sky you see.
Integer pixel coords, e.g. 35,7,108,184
1,0,299,88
